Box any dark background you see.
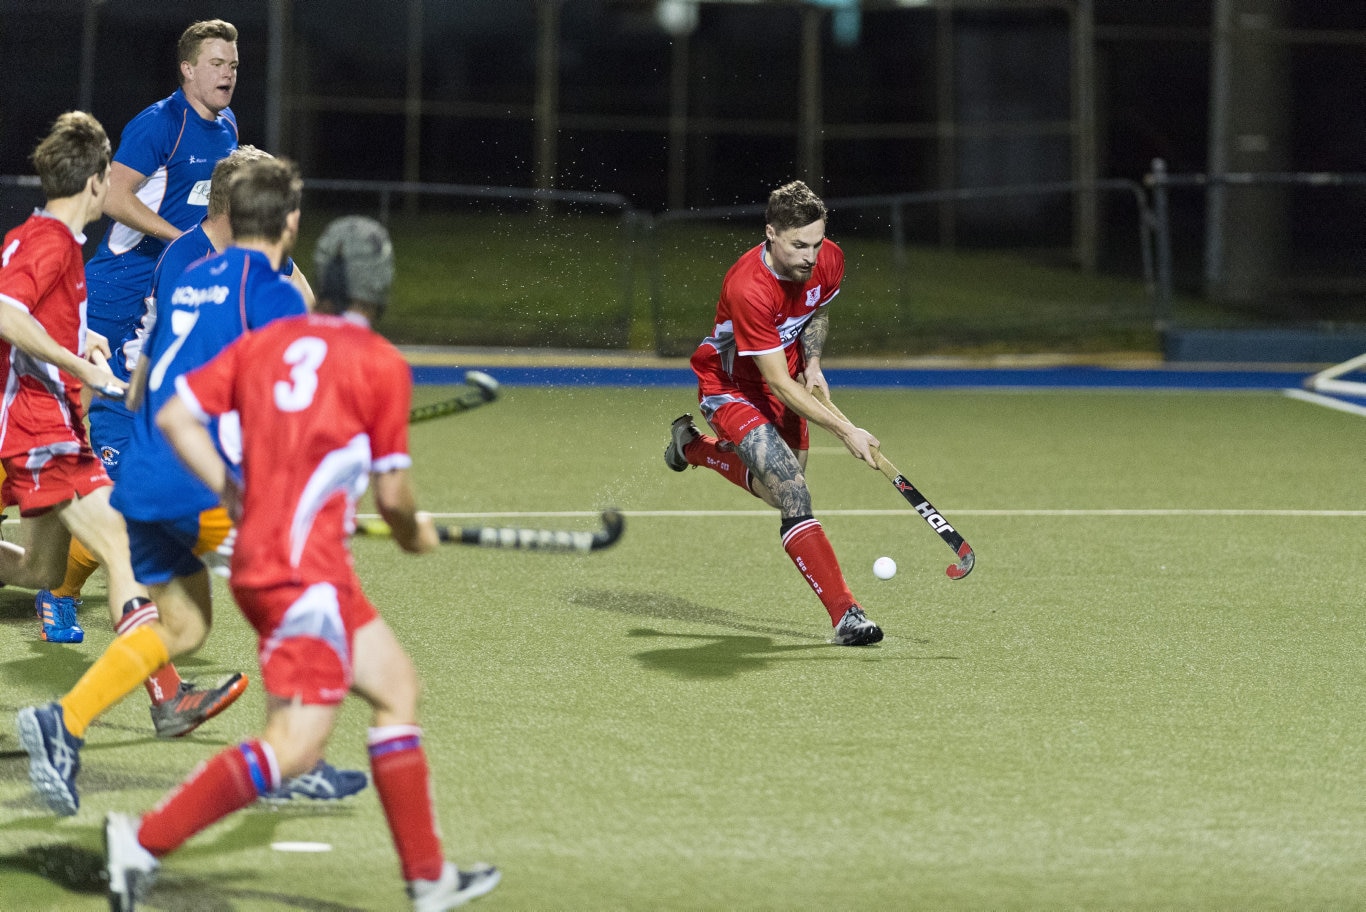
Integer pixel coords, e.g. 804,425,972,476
1,1,1363,322
3,2,1363,204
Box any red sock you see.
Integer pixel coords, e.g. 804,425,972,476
138,739,279,857
781,516,857,624
688,435,752,493
116,599,184,704
369,725,444,882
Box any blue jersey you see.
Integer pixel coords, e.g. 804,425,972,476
90,224,295,425
122,223,217,382
85,88,238,351
122,225,297,381
112,247,304,522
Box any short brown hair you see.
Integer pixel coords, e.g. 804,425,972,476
765,180,827,233
228,157,302,242
31,111,111,200
178,19,238,72
207,145,271,217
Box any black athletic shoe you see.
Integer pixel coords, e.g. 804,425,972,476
664,413,700,472
831,606,884,646
150,674,248,738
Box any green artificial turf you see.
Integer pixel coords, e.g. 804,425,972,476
2,386,1364,909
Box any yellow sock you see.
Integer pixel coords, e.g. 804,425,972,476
53,536,100,599
59,626,170,738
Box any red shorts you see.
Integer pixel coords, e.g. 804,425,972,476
0,447,111,517
699,388,808,453
232,576,380,706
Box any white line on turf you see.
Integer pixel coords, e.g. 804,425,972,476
361,508,1366,520
271,842,332,853
1282,387,1366,418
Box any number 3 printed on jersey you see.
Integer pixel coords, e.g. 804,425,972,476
274,336,327,412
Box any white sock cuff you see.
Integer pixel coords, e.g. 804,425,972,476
115,601,160,635
367,723,422,747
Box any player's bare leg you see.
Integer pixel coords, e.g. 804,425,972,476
736,424,881,645
0,509,90,643
55,487,145,624
62,496,240,734
350,617,500,905
734,424,811,515
262,699,340,783
146,570,213,657
0,510,75,592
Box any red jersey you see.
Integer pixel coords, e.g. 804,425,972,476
176,312,413,590
690,239,844,391
0,211,94,458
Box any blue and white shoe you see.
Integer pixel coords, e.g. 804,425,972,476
263,760,368,802
17,702,84,816
37,589,84,643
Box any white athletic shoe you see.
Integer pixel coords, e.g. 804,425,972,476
105,812,159,912
408,860,501,911
831,605,884,646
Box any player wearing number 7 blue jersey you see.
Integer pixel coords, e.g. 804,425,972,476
112,158,307,553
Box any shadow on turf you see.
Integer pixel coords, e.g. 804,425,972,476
0,841,106,896
566,589,954,678
568,587,823,641
0,844,369,910
0,811,366,910
627,629,837,679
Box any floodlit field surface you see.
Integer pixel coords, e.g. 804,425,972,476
2,385,1364,910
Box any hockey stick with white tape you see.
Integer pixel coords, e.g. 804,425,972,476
355,509,624,554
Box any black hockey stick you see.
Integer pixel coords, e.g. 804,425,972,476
355,509,624,554
813,388,975,580
408,370,500,424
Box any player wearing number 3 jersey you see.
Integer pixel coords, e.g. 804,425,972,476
181,312,411,590
101,217,500,911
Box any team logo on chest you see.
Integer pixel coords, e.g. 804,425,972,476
804,286,822,308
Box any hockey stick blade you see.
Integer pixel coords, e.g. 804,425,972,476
884,468,975,580
811,386,974,579
357,509,624,554
408,370,500,424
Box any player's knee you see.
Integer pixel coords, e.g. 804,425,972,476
150,607,210,658
267,737,327,781
370,667,421,724
387,672,421,720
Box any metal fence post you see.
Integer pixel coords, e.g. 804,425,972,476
1147,158,1174,330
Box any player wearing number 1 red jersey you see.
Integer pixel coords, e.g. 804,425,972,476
0,112,134,647
101,216,499,911
14,158,308,824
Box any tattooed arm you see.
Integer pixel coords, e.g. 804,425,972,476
751,349,878,467
800,306,831,398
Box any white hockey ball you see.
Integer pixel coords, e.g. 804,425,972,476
873,556,897,580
